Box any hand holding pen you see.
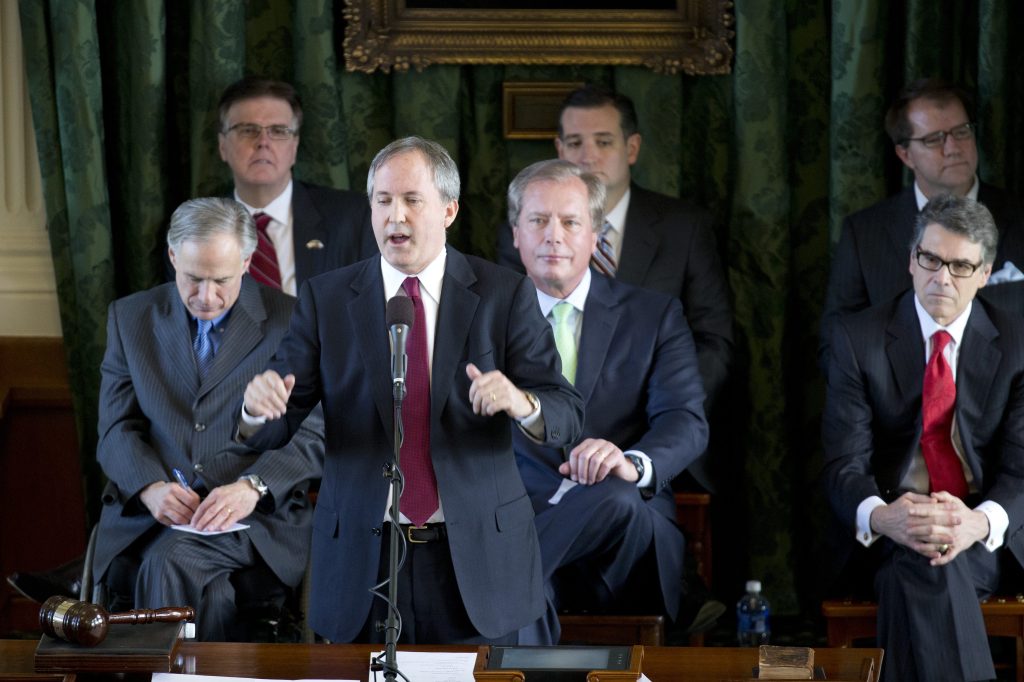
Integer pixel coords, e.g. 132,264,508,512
138,469,201,526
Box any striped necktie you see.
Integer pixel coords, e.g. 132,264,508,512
551,301,577,384
591,220,618,276
249,212,282,289
194,318,214,379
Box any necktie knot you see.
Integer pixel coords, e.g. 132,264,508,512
402,277,422,300
931,329,952,359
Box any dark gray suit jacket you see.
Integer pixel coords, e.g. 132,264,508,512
244,247,584,643
514,272,708,618
93,277,324,589
290,180,377,284
822,291,1024,568
820,183,1024,371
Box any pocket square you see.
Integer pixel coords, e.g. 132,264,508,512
988,260,1024,285
305,239,325,250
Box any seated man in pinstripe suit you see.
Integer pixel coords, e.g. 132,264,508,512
90,198,323,641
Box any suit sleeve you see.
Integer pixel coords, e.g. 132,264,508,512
821,315,883,530
505,276,584,447
626,298,709,493
241,404,324,512
96,301,175,502
679,211,733,412
820,214,871,375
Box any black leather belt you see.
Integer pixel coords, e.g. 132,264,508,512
397,523,447,544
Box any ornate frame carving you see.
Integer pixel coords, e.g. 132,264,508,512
343,1,734,76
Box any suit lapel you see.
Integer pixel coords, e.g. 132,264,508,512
198,277,267,400
291,181,329,286
433,249,479,419
957,303,1001,483
574,273,619,406
886,293,925,405
617,185,660,283
153,285,200,396
348,258,394,431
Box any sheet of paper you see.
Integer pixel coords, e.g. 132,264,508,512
368,651,477,682
547,477,578,505
170,522,250,536
154,674,354,682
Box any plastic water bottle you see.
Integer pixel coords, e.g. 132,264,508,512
736,580,771,646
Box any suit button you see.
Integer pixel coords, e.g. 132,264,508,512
194,463,204,472
194,423,206,432
371,527,382,536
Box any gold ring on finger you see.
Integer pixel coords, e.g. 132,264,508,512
938,543,950,555
490,393,496,402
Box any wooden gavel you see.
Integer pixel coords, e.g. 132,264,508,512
40,596,195,646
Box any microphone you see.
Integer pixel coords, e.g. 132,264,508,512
386,294,415,388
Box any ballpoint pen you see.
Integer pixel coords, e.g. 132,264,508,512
172,468,190,490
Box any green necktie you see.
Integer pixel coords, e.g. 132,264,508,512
551,301,577,384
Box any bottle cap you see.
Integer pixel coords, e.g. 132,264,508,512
745,580,761,593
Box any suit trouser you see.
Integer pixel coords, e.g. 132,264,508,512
134,530,257,642
875,541,1000,682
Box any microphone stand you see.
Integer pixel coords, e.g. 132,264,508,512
383,377,406,681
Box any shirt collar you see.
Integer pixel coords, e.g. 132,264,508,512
535,267,592,317
603,187,631,233
914,176,979,211
235,179,293,226
192,307,232,331
914,294,972,349
379,247,448,304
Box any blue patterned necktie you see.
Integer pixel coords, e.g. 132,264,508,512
194,318,214,379
591,220,618,276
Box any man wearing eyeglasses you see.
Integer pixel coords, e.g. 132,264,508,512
217,77,376,294
820,78,1024,371
823,195,1024,682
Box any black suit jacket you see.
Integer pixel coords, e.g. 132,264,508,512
822,291,1024,569
820,183,1024,370
93,277,323,589
289,180,377,284
244,247,584,643
497,183,734,412
514,272,708,616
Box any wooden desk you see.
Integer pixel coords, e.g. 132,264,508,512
0,640,883,681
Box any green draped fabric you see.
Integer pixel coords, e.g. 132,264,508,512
20,0,1024,615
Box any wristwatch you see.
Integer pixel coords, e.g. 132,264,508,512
624,454,645,482
239,474,269,499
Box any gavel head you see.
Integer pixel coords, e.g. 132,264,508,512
39,596,109,646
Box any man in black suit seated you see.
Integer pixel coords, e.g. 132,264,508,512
507,159,709,641
823,195,1024,681
215,76,377,293
497,85,733,492
820,78,1024,369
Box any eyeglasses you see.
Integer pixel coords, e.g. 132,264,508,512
915,247,983,278
223,123,297,141
902,122,975,149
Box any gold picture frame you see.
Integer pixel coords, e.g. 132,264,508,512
343,1,735,75
502,82,583,140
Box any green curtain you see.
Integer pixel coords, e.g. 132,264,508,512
20,0,1024,616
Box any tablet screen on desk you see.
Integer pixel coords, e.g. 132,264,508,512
488,645,631,671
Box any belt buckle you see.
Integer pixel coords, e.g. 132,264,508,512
406,524,429,544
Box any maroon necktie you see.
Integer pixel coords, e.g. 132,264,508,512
920,330,969,498
399,277,438,525
249,212,282,289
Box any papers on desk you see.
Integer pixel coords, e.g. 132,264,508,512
153,671,354,675
369,651,476,681
171,522,250,536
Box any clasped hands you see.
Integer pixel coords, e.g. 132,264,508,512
869,491,990,566
140,479,259,532
243,363,537,424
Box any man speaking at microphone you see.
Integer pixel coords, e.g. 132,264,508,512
238,136,583,645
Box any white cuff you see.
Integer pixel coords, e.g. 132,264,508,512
975,500,1009,552
236,404,268,441
623,449,654,488
856,496,886,547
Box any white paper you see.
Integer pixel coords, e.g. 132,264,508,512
170,522,250,536
547,477,578,505
153,671,354,675
368,651,477,682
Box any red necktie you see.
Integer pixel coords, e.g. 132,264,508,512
399,277,438,525
920,330,969,498
249,212,282,289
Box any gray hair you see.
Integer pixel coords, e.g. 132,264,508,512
911,194,998,265
507,159,606,230
167,198,257,260
366,136,461,204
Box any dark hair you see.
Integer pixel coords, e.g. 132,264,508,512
911,194,998,265
885,78,973,146
217,77,303,131
558,85,639,140
507,159,606,230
